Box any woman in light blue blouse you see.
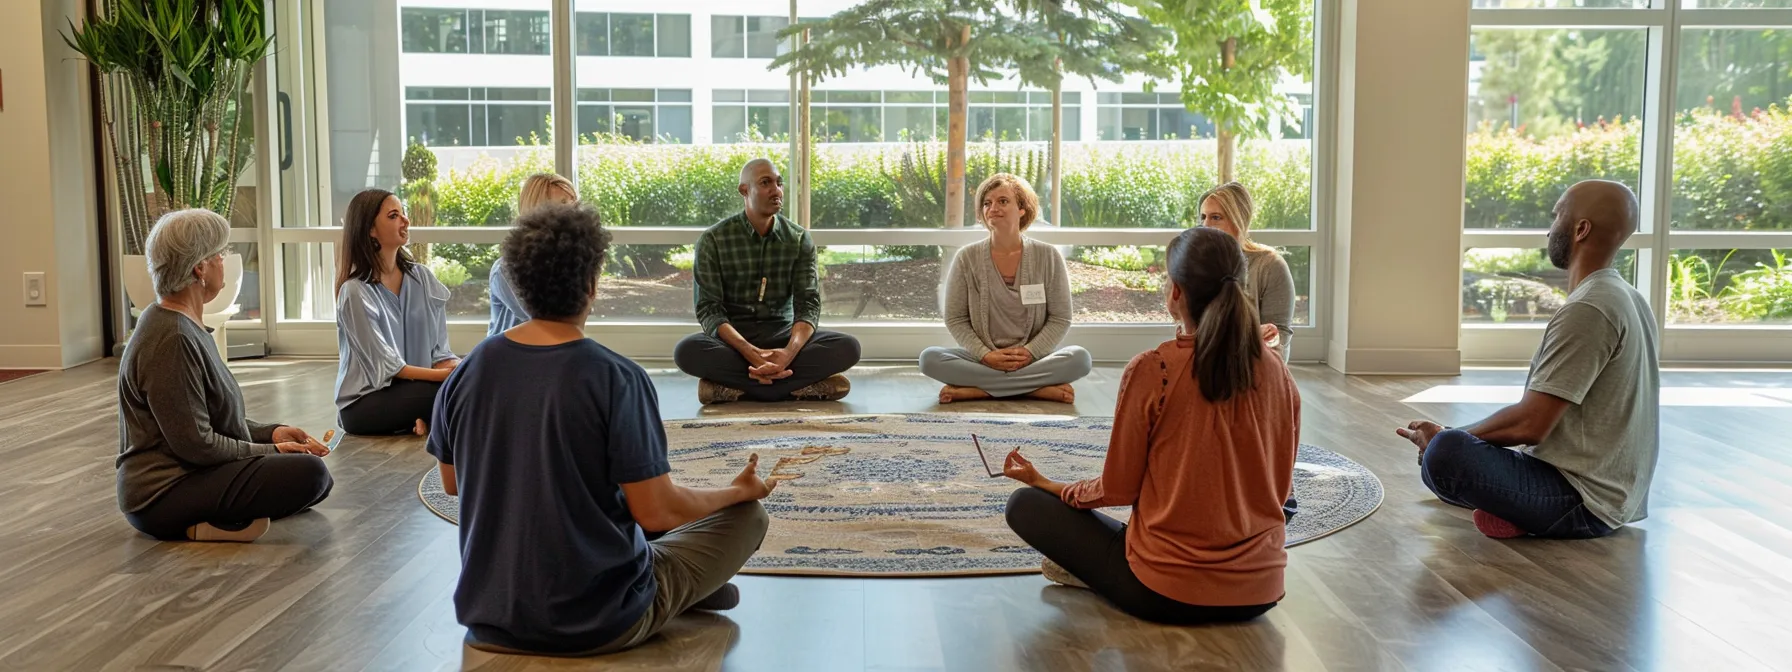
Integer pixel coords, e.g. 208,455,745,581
334,188,459,436
487,173,579,336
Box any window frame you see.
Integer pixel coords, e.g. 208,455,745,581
1463,3,1792,364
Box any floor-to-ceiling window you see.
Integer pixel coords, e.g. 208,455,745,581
1463,0,1792,362
266,0,1331,360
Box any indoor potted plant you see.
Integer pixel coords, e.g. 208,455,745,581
62,0,271,314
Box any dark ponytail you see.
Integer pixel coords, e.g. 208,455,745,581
1168,227,1261,402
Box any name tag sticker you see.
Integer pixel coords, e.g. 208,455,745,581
1020,284,1047,305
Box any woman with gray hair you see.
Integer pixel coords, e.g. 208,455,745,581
117,209,334,543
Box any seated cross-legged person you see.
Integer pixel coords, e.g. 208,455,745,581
117,209,333,543
333,188,461,436
922,173,1091,404
487,172,579,336
1002,226,1299,624
673,158,861,404
1397,180,1659,540
429,203,774,657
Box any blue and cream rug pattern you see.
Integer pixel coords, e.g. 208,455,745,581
420,414,1383,577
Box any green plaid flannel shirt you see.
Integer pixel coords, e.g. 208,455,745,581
692,211,822,336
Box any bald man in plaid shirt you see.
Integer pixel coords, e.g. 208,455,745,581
672,159,861,404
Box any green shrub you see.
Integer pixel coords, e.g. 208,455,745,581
1077,245,1154,272
1464,248,1553,275
428,257,470,288
1721,250,1792,321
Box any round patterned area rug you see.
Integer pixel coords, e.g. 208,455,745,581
419,414,1383,577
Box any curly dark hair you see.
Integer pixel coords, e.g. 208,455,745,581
500,203,612,320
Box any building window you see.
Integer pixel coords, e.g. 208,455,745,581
480,10,550,55
713,89,793,142
712,16,791,59
577,89,693,143
572,13,691,57
404,87,550,147
401,8,469,54
774,90,1077,143
1097,92,1214,140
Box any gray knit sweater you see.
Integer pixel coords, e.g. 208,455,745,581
1246,247,1296,361
116,304,279,513
941,238,1074,360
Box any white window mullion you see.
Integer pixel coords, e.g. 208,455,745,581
552,0,575,180
1676,9,1792,28
1640,17,1679,322
1466,9,1666,28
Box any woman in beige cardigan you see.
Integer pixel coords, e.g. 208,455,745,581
921,174,1092,404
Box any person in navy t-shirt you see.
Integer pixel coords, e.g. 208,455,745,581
428,203,775,657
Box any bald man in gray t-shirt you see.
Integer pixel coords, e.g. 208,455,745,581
1397,180,1660,539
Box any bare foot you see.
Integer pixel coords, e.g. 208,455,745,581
939,385,993,404
413,419,429,436
1026,384,1075,404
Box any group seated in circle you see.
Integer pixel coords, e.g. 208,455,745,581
111,164,1660,657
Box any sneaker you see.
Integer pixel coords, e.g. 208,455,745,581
790,374,851,402
186,518,271,543
1473,510,1527,539
691,582,741,611
1040,558,1089,589
698,379,744,405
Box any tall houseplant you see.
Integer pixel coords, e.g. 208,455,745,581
63,0,271,310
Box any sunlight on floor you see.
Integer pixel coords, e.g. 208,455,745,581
1402,385,1792,408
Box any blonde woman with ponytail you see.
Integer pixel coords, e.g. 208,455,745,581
1000,226,1299,625
1198,182,1295,361
488,173,579,336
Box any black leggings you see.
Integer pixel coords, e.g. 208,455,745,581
340,379,442,435
1005,487,1277,625
124,454,334,540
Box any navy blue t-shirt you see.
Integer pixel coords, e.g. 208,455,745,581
427,335,671,653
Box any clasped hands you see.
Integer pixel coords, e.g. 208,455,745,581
746,347,797,385
981,347,1034,372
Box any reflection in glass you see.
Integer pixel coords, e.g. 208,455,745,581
1461,248,1638,323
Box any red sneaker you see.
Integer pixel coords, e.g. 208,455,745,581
1473,510,1527,539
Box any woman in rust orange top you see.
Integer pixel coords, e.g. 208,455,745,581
1002,225,1301,624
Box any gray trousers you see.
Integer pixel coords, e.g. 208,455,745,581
918,345,1093,398
465,502,770,657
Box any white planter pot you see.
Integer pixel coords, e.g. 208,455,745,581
121,253,244,315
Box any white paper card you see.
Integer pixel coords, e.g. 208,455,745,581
1019,283,1046,305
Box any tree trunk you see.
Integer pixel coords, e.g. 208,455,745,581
945,24,970,229
1217,37,1238,183
1050,84,1062,226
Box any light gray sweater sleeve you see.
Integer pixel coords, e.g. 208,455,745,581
1253,250,1296,361
1022,243,1074,359
142,338,277,467
942,246,991,358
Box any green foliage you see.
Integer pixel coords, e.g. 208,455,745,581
1720,250,1792,321
1464,248,1553,275
428,257,470,288
880,141,1049,228
1077,245,1155,272
1128,0,1314,142
667,246,696,272
63,0,272,254
403,140,439,183
1464,118,1643,229
772,1,1165,93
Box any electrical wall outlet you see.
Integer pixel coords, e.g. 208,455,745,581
23,272,45,307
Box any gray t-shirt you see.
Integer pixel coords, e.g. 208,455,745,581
1524,268,1660,528
986,277,1031,350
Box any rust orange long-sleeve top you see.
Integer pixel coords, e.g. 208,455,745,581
1061,335,1301,607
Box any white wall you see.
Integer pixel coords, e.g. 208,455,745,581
1326,0,1468,375
0,0,103,370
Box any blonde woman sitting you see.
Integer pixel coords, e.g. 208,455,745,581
488,173,579,336
921,173,1091,404
1197,182,1295,361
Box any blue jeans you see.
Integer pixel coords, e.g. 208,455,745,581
1422,429,1614,539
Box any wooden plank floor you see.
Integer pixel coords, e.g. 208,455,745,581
2,358,1791,671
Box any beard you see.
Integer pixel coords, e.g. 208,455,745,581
1546,227,1572,270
